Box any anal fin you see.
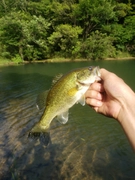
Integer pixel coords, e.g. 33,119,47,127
57,111,69,124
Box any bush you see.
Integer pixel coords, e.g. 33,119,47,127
11,54,23,64
80,31,116,60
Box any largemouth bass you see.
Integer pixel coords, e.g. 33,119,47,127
28,66,101,145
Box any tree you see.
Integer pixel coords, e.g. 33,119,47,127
0,12,51,60
0,12,23,59
48,24,82,58
47,1,78,26
74,0,116,39
124,15,135,54
114,2,132,22
22,15,51,60
80,30,116,60
0,0,135,61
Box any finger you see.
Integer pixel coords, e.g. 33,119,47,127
100,68,110,79
90,82,104,92
86,98,103,107
85,90,102,100
100,68,117,81
93,107,99,112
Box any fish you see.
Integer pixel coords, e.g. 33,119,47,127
28,66,101,145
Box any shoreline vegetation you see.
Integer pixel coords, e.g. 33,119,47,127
0,1,135,65
0,57,135,66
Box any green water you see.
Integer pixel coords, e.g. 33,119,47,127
0,60,135,180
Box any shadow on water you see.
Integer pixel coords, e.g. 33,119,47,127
0,63,135,180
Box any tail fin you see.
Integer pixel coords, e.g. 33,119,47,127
28,124,50,146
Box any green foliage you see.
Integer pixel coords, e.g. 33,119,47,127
80,31,116,60
11,54,23,64
48,24,82,58
0,0,135,61
0,11,51,60
21,15,51,60
75,0,116,39
124,15,135,54
114,2,132,20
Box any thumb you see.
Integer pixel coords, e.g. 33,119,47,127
100,68,111,80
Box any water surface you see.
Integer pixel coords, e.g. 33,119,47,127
0,60,135,180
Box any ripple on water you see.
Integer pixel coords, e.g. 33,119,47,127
0,64,135,180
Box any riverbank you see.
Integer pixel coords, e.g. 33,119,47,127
0,57,135,66
105,57,135,61
45,57,135,62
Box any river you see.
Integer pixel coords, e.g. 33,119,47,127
0,60,135,180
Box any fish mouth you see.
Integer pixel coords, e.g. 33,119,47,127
93,66,101,81
77,66,101,86
93,66,101,77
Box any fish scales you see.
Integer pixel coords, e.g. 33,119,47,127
28,66,101,145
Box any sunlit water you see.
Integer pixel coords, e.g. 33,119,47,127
0,61,135,180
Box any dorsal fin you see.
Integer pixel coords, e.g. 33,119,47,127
36,74,63,110
51,73,63,86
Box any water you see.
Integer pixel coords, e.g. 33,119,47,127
0,60,135,180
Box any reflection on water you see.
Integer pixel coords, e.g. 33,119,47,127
0,61,135,180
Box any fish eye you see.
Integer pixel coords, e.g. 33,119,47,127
89,66,93,71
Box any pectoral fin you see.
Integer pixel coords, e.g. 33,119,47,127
57,111,69,124
78,95,85,106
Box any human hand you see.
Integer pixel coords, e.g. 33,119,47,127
85,68,135,121
85,68,135,150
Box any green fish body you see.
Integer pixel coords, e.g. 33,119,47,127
28,66,100,145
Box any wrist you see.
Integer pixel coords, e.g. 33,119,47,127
118,93,135,123
117,85,135,122
117,92,135,150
